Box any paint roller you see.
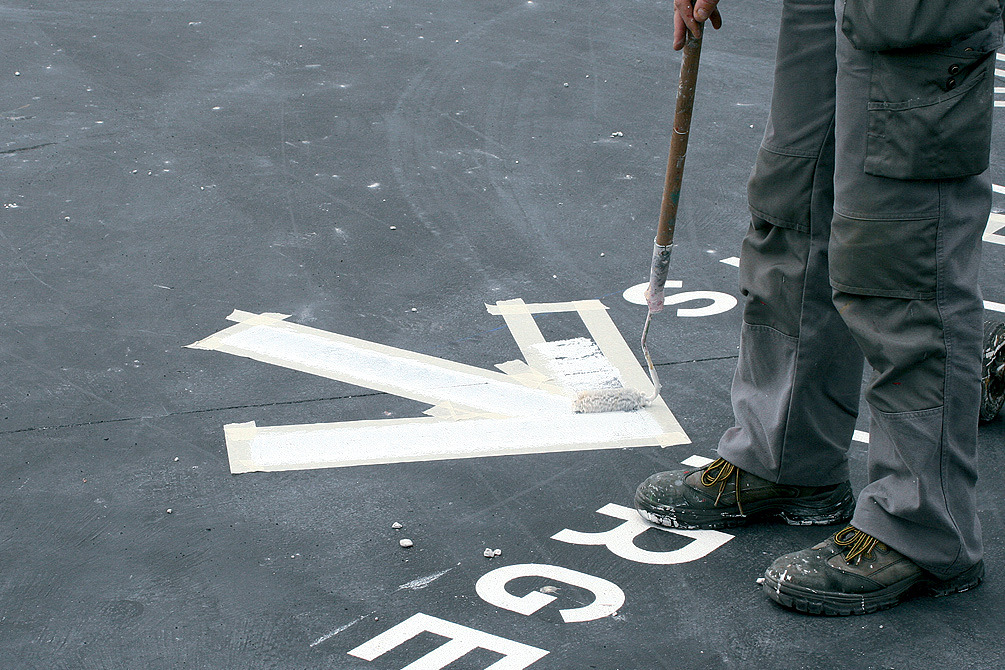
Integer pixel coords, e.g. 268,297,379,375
574,28,704,413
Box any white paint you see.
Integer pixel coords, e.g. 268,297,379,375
550,503,732,565
397,568,454,591
347,612,548,670
624,283,737,317
984,212,1005,246
475,563,625,623
993,184,1005,195
681,455,714,467
853,430,870,444
310,612,371,648
997,68,1005,77
191,307,687,473
720,256,740,267
986,300,1005,314
530,338,623,392
995,100,1005,107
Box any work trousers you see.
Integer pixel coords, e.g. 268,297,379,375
717,0,997,577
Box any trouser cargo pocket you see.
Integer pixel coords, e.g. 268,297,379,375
864,49,994,180
829,212,937,299
748,147,818,232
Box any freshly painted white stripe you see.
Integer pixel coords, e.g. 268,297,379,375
191,308,688,472
720,256,741,267
996,68,1005,77
996,87,1005,94
199,314,568,416
681,455,714,467
998,53,1005,63
531,337,624,391
994,183,1005,194
995,100,1005,107
986,300,1005,314
853,430,870,444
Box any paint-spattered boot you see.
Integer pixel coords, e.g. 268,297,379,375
762,525,985,616
634,458,854,530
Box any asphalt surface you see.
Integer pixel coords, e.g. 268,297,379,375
2,1,1004,668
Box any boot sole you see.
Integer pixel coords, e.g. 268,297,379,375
635,485,855,531
762,560,985,616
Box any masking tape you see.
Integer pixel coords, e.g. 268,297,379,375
222,413,687,473
224,421,260,474
485,299,610,316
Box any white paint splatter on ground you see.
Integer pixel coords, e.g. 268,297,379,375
395,567,454,591
310,612,372,648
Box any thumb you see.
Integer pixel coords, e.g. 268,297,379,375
693,0,718,23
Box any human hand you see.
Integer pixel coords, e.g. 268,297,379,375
674,0,722,50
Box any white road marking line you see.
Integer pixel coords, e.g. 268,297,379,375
623,283,738,316
853,430,870,444
986,300,1005,314
720,256,740,267
985,212,1005,245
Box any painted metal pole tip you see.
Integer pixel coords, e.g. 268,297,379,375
573,387,650,413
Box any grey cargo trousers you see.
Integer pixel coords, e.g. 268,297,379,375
717,0,998,578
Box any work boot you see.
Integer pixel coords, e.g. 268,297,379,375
980,319,1005,423
634,458,854,530
762,525,985,616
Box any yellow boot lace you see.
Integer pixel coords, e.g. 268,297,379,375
834,525,887,563
699,458,744,515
